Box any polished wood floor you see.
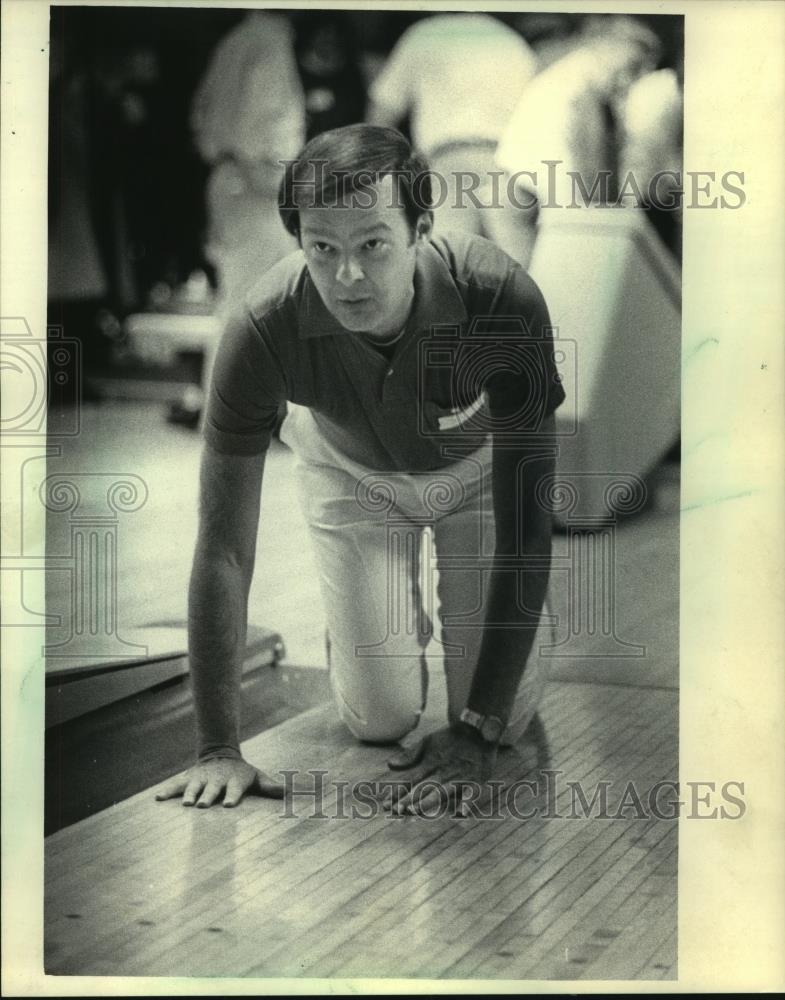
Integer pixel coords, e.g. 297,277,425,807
45,678,677,980
44,401,679,981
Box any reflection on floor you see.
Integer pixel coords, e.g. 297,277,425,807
44,399,679,981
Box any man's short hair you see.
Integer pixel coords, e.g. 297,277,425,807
278,124,433,239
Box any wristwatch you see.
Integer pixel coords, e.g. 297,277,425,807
459,707,505,745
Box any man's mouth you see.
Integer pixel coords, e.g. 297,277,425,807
338,296,371,305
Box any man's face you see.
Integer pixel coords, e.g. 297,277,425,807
299,174,425,338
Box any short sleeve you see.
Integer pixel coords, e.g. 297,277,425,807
202,310,287,455
484,266,566,429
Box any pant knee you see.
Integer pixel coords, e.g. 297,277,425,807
334,691,422,744
327,641,428,744
330,667,424,744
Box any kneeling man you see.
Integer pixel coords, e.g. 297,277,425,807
157,125,565,816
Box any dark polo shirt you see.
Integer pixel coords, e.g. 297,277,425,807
204,232,565,468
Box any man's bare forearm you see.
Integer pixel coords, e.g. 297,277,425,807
466,425,557,723
188,549,254,758
187,444,266,760
467,550,551,722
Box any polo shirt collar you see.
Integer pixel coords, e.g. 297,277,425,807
298,240,468,339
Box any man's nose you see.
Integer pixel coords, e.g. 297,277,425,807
335,255,364,286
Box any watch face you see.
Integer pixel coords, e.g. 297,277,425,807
480,716,505,744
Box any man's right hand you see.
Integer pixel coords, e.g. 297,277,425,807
154,757,285,809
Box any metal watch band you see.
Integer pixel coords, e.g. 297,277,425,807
460,707,484,730
459,707,504,744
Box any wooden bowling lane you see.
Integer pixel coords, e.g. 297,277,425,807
43,400,679,980
45,677,677,981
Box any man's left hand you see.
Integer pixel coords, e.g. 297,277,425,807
380,725,500,817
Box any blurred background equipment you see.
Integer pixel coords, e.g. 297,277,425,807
528,206,681,527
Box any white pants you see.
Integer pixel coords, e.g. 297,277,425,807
280,404,551,746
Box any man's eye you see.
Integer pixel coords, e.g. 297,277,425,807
364,239,385,251
312,242,334,254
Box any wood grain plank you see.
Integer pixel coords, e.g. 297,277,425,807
449,802,676,979
46,681,677,980
637,928,678,980
101,680,604,976
273,700,675,979
379,754,676,979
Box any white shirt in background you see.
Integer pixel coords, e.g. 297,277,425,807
369,14,537,155
495,48,611,206
191,11,305,166
620,68,683,192
497,46,681,209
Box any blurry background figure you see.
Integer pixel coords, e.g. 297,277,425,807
620,66,684,259
191,10,305,320
496,15,663,264
90,37,208,314
367,14,539,263
47,31,111,384
188,10,305,429
48,5,215,402
294,11,366,140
